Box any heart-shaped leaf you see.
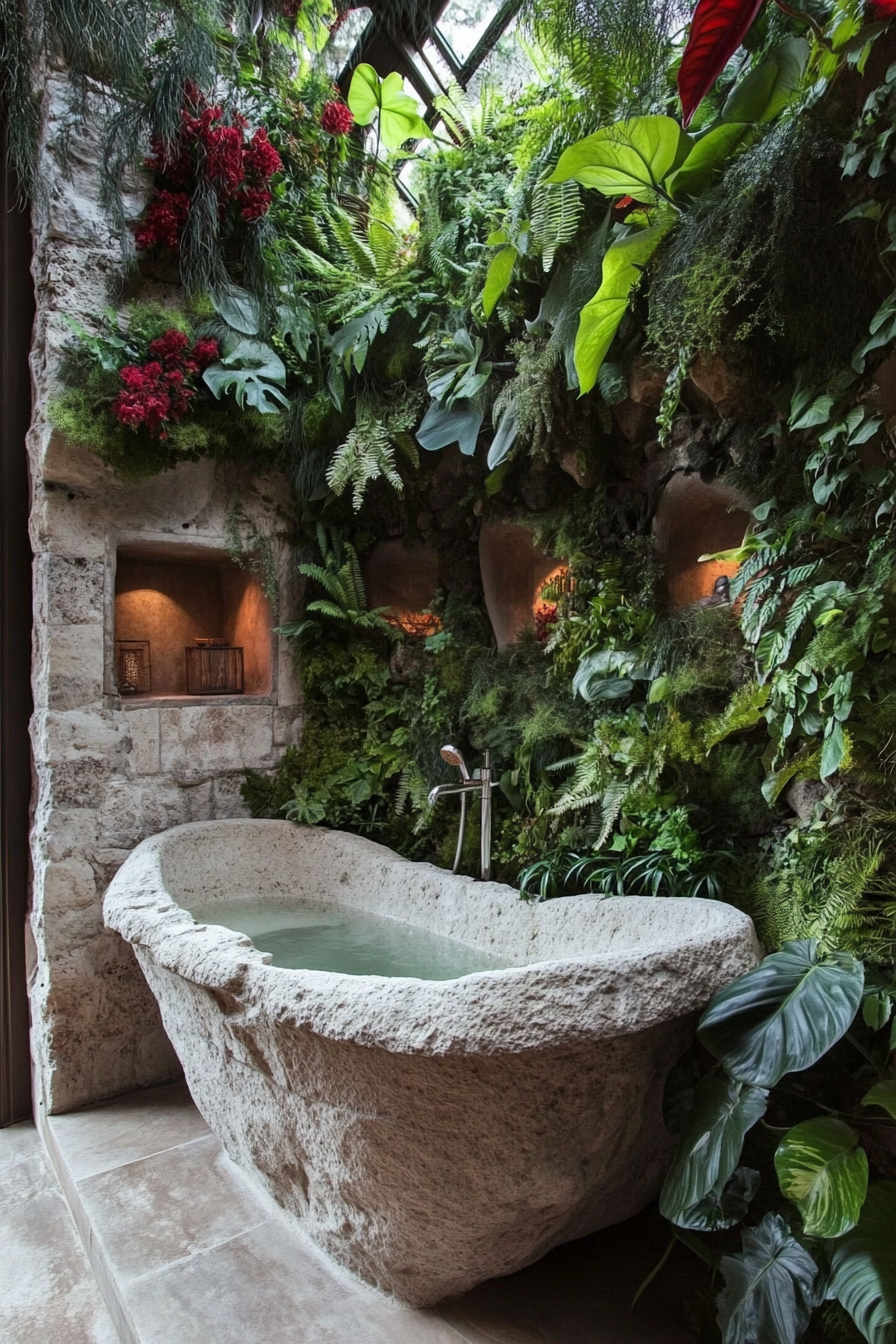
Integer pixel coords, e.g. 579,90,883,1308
348,64,431,151
717,1213,819,1344
574,222,672,393
667,123,751,201
547,116,687,204
722,37,810,125
659,1073,768,1226
697,940,864,1087
678,0,767,129
681,1165,761,1232
828,1181,896,1344
775,1118,869,1238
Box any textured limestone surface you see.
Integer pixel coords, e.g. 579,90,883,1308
105,820,760,1307
27,73,303,1114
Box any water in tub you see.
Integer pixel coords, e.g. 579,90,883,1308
186,899,505,980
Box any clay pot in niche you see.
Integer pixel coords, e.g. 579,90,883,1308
478,520,562,648
652,472,752,610
362,539,440,632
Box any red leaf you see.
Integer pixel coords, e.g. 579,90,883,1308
868,0,896,16
678,0,767,127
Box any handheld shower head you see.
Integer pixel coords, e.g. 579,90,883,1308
439,744,470,779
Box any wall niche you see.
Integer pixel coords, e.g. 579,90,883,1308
113,543,273,699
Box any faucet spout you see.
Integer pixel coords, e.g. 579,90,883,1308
428,747,492,881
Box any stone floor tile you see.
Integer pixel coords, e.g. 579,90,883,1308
48,1079,211,1179
75,1132,267,1282
0,1123,119,1344
126,1216,469,1344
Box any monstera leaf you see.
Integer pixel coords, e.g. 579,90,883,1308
697,940,865,1087
547,115,687,204
775,1118,869,1238
659,1073,768,1226
348,64,431,151
828,1181,896,1344
717,1213,819,1344
574,222,672,393
202,340,290,414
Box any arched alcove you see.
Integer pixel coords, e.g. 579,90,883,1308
652,474,751,609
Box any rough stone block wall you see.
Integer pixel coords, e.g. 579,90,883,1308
27,73,302,1113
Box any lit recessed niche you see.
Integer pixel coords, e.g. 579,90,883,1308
113,544,273,699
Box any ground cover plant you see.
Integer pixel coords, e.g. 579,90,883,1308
6,0,896,1337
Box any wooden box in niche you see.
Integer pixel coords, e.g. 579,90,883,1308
185,644,244,695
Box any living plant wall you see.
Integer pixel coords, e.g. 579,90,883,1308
4,0,896,1338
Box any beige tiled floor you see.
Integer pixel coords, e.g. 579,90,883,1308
0,1121,118,1344
11,1081,695,1343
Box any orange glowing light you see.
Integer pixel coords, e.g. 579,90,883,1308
387,611,442,637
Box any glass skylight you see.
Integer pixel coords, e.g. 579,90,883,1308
436,0,506,64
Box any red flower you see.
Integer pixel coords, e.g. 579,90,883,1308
134,190,190,251
320,100,354,135
148,328,191,366
243,127,282,182
534,603,558,643
192,337,220,368
238,187,273,221
204,124,245,194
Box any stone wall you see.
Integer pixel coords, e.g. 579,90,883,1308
27,72,302,1113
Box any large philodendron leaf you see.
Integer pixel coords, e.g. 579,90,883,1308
667,123,751,202
482,245,518,318
547,116,687,204
659,1073,768,1227
347,64,431,151
678,0,767,129
574,222,672,394
717,1213,819,1344
828,1181,896,1344
697,940,865,1087
722,37,810,125
775,1118,869,1238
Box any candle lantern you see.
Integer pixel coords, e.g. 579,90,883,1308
115,640,151,695
185,640,244,695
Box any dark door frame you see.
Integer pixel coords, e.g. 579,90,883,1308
0,119,35,1128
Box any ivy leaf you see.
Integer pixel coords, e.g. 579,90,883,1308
659,1073,768,1226
828,1181,896,1344
862,1081,896,1120
415,398,483,456
775,1118,869,1238
716,1213,819,1344
547,116,687,204
482,245,518,317
678,0,767,129
574,222,672,394
697,940,865,1087
347,64,431,151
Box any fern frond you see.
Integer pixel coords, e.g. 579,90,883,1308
326,420,403,511
531,179,582,271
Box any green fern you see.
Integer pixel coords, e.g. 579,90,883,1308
326,418,403,511
531,179,582,271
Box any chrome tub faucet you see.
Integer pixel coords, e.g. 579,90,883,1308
428,745,492,881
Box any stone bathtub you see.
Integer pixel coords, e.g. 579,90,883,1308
104,819,759,1306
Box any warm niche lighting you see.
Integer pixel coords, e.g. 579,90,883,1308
387,611,442,637
115,640,152,695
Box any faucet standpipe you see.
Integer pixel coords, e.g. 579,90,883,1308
428,746,493,882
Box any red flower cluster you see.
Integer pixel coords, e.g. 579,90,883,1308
534,602,558,643
111,329,220,438
320,100,354,136
136,88,282,251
